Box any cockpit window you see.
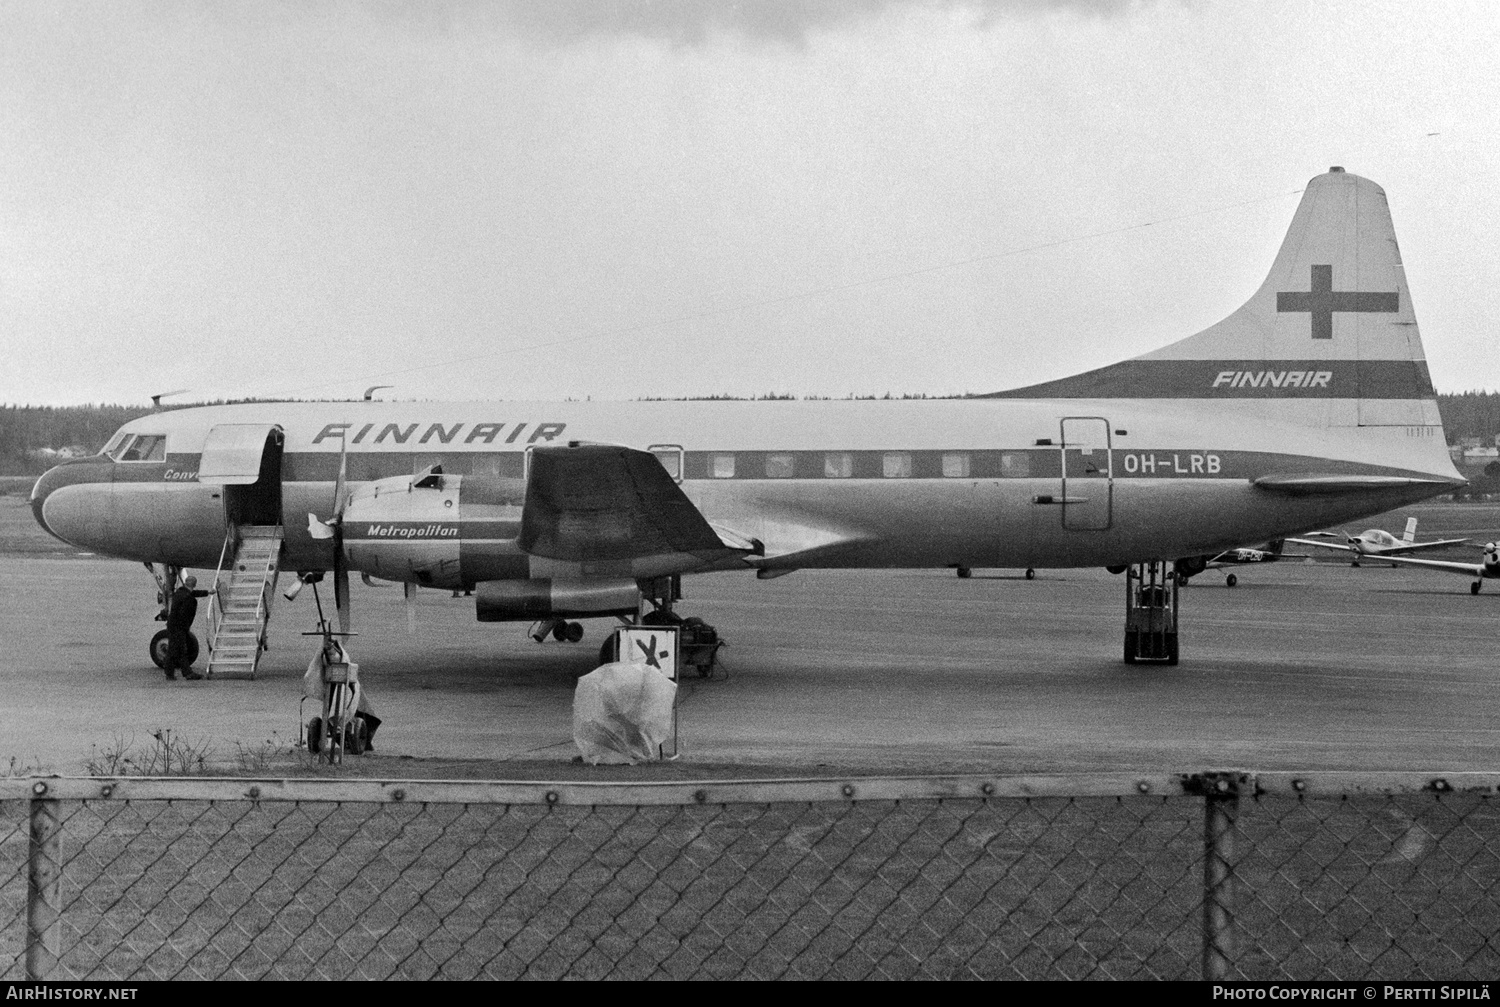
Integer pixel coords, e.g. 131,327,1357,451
116,434,167,462
101,431,130,458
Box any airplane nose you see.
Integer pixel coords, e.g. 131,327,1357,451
30,457,113,543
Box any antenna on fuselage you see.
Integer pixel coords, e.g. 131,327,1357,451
150,389,189,411
363,385,392,401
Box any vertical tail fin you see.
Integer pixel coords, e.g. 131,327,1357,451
1403,517,1418,543
986,168,1440,430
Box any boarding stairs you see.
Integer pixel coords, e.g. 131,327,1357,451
206,525,283,679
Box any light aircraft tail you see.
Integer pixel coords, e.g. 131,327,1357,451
1402,517,1418,543
986,167,1441,432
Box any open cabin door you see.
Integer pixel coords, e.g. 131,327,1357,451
1059,416,1112,531
198,424,285,527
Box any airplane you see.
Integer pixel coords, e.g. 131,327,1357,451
1286,517,1468,566
1174,539,1304,588
1378,542,1500,595
29,166,1466,675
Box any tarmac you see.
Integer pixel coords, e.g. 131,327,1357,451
2,525,1497,779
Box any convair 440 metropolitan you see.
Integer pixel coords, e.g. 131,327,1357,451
30,168,1464,675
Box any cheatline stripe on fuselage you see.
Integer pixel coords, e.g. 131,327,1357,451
133,448,1441,486
345,521,516,540
978,359,1434,399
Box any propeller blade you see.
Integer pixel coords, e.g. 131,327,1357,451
404,582,417,635
335,553,350,634
327,433,352,633
332,437,349,519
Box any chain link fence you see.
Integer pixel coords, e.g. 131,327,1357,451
1,773,1496,980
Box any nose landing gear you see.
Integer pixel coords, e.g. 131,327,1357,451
149,629,199,669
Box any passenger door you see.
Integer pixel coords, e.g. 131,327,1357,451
1059,416,1112,530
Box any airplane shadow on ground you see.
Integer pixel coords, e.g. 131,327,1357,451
1369,587,1496,598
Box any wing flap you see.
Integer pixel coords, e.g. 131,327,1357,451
520,445,748,565
1284,537,1356,554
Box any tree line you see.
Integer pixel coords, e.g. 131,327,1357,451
1,392,1498,476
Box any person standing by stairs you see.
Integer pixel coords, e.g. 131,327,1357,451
165,575,210,681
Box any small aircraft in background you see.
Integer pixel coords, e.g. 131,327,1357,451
1287,518,1468,567
1380,542,1500,595
1174,539,1309,587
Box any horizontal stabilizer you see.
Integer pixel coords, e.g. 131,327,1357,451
520,444,747,564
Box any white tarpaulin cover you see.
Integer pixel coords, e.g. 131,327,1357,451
573,661,677,765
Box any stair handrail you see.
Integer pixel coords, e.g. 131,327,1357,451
252,528,282,659
207,526,236,656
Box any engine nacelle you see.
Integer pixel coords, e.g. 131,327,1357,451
475,578,640,621
1173,555,1208,580
340,471,528,589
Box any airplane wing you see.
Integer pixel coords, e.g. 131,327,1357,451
1284,537,1357,554
1382,538,1471,555
519,444,753,566
1375,554,1484,576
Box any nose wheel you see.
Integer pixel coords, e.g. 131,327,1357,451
149,629,199,670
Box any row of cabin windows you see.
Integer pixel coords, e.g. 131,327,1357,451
681,450,1033,480
100,437,1037,480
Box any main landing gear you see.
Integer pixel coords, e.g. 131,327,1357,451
591,576,725,678
1123,561,1179,666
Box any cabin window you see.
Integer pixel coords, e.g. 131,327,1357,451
942,452,970,478
710,453,736,478
468,453,525,479
765,453,794,478
649,445,682,481
119,434,166,462
882,452,912,478
824,452,852,478
1000,452,1030,478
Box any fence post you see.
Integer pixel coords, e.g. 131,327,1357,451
1200,773,1240,980
26,781,62,981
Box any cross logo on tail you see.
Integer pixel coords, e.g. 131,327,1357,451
1276,264,1398,339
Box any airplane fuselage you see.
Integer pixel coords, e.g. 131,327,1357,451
32,397,1460,585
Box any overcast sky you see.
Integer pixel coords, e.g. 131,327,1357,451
3,0,1497,406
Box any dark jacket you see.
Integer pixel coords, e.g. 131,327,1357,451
167,586,209,631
